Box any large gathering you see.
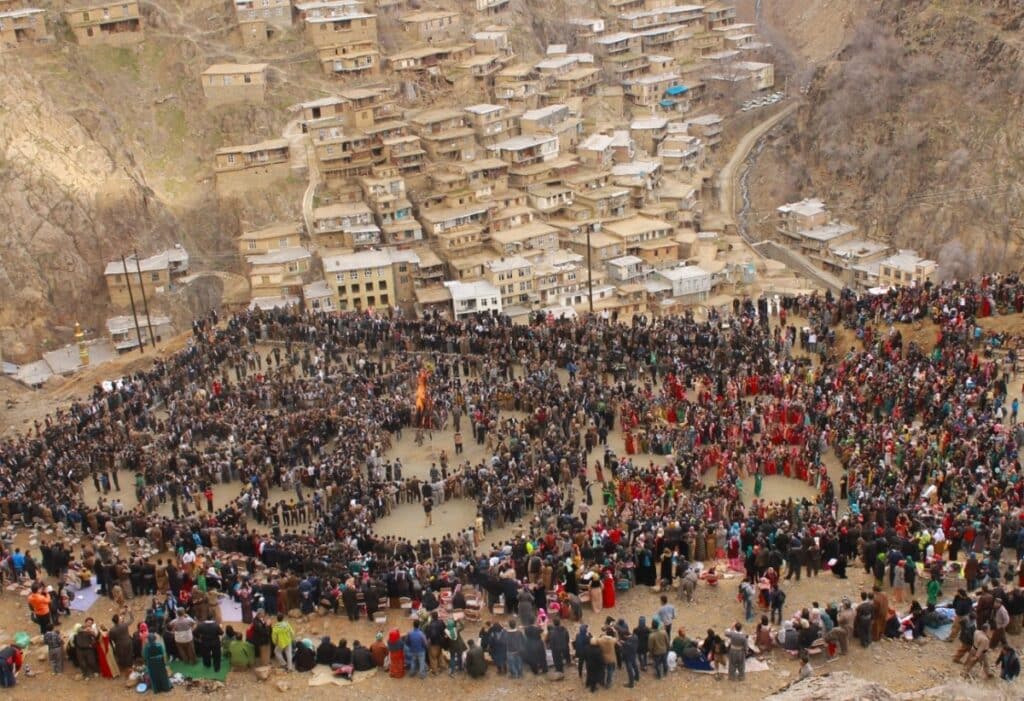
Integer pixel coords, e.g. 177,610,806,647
2,274,1024,694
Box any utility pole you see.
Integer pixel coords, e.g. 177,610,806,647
586,228,594,313
121,254,145,353
133,249,156,348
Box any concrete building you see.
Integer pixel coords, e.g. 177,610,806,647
235,0,291,28
238,222,304,254
322,247,420,313
877,250,939,289
311,202,379,249
0,7,47,50
302,279,336,312
398,9,461,42
444,279,502,318
104,247,190,307
107,314,173,352
214,139,291,197
246,246,312,299
201,63,268,106
486,255,533,307
64,0,142,45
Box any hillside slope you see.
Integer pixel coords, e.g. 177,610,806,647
746,0,1024,277
0,0,324,359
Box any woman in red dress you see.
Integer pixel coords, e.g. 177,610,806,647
387,629,405,678
601,571,616,609
97,627,120,679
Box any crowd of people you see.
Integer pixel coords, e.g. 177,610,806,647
2,274,1024,690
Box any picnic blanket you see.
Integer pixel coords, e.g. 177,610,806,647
218,598,244,622
686,657,770,674
308,665,378,687
69,577,101,612
170,658,230,682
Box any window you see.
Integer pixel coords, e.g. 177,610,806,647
150,272,160,282
248,241,257,250
103,8,110,18
337,286,346,297
349,271,358,279
226,153,235,164
398,263,407,273
244,73,253,84
365,281,374,291
223,75,231,86
350,283,359,293
378,281,387,290
83,11,90,20
380,294,389,304
261,275,270,284
367,295,375,306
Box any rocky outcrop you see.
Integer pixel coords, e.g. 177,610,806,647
748,0,1024,277
0,57,179,359
766,672,1021,701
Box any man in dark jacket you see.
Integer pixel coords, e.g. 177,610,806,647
425,612,446,675
352,640,374,671
466,639,487,678
194,617,224,672
316,636,338,666
547,616,571,673
621,629,640,688
342,585,359,622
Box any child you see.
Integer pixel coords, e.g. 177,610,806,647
43,624,65,674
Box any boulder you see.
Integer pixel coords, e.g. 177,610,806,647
254,666,272,681
275,680,290,692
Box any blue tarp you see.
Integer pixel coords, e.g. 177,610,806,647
665,85,689,95
659,99,676,108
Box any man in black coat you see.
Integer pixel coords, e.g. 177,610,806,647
352,640,374,671
193,617,223,672
547,616,571,674
316,636,338,666
466,639,487,678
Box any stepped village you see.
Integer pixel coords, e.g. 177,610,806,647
1,0,939,383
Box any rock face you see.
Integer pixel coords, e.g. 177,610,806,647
748,0,1024,278
765,672,1022,701
0,62,178,357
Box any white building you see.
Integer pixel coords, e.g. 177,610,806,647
652,264,711,302
444,280,503,318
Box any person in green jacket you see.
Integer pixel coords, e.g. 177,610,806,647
926,577,941,607
446,619,467,675
222,626,256,669
271,614,295,671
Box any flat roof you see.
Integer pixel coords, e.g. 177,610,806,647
202,63,268,75
314,202,373,218
305,12,375,23
490,221,558,244
658,264,709,281
246,246,311,265
798,222,857,242
603,215,672,237
240,222,303,240
400,9,459,20
593,31,638,44
777,197,827,217
322,247,419,272
216,138,289,155
491,134,558,150
881,250,938,271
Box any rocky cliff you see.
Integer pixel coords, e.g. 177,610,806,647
0,0,312,360
745,0,1024,278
